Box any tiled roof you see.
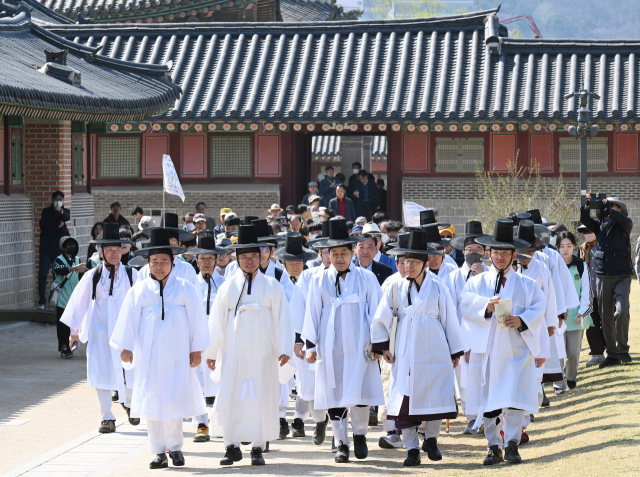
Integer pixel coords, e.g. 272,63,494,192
312,135,341,161
280,0,338,23
0,9,181,120
2,0,73,24
371,135,386,160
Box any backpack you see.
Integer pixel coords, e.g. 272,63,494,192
92,263,133,300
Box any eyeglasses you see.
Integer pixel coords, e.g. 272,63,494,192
260,247,269,254
491,250,513,258
404,259,425,267
218,253,231,259
198,257,216,263
464,248,484,254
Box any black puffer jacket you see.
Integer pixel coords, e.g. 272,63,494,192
580,204,633,277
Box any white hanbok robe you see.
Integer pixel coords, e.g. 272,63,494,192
444,253,458,270
371,274,465,421
461,268,545,415
204,271,294,444
301,263,385,409
543,246,580,311
61,264,138,398
227,258,282,279
433,259,457,281
138,256,197,285
110,272,209,420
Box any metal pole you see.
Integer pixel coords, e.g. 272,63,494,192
580,134,587,206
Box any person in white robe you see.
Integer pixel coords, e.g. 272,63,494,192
110,229,209,469
445,221,489,434
273,233,329,442
421,224,457,280
188,232,230,443
372,230,465,466
204,224,294,466
302,218,385,464
461,220,545,465
62,223,138,433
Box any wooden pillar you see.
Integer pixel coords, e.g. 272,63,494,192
386,129,402,220
289,129,308,207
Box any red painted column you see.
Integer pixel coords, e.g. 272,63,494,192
386,129,403,220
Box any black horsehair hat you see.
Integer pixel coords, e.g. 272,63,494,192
387,229,438,257
90,222,133,245
451,221,487,251
141,212,194,242
243,215,259,225
388,232,410,250
305,220,331,248
189,234,230,256
311,218,365,249
525,209,556,227
419,209,451,229
252,219,286,247
227,224,266,251
476,219,531,250
273,233,318,262
133,228,185,257
513,220,550,251
421,223,449,249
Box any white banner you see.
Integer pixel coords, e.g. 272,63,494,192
162,154,185,202
403,201,427,226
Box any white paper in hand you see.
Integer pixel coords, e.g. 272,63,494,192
495,298,511,329
162,154,185,202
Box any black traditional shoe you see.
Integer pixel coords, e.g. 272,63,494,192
353,434,368,459
599,357,622,368
168,450,185,467
335,443,349,463
368,407,378,426
403,448,421,466
313,416,328,445
205,396,215,407
279,418,290,439
111,390,119,402
422,437,442,461
60,345,73,359
193,423,210,442
263,441,270,453
331,436,337,453
220,445,242,465
567,380,577,390
620,352,632,363
483,445,504,465
149,453,168,469
98,420,116,433
504,440,522,464
120,403,140,426
292,417,305,437
250,447,265,465
541,390,550,407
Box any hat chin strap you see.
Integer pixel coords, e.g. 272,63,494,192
150,263,174,321
407,261,426,306
491,255,513,295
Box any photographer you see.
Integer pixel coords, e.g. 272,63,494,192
580,194,633,367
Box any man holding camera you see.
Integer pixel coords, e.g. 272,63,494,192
580,194,633,368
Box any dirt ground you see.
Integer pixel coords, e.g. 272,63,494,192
1,282,639,476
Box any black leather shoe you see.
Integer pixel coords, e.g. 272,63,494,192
541,390,550,407
504,440,521,464
149,453,168,469
263,441,270,453
120,403,140,426
168,450,185,467
60,346,73,359
279,418,290,439
205,396,215,407
567,380,577,389
353,434,368,459
368,407,378,426
335,443,349,463
292,417,305,437
220,445,242,465
483,445,504,465
250,447,265,465
313,416,328,445
620,352,632,363
600,357,622,368
404,448,421,466
98,420,116,433
422,437,442,461
111,390,119,402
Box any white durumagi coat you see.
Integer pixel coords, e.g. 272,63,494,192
434,259,457,281
204,271,294,444
371,274,465,417
195,271,225,397
536,250,567,315
301,263,385,409
61,264,138,397
543,246,580,310
461,267,545,415
138,256,197,284
110,272,209,420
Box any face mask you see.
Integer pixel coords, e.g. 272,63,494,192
54,201,63,208
318,216,325,222
353,169,360,175
65,244,79,258
310,233,319,240
550,236,557,246
185,223,195,231
381,234,389,244
465,253,484,266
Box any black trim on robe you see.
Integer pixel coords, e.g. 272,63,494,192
295,332,304,345
388,396,458,429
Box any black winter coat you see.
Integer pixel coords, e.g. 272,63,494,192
39,205,70,251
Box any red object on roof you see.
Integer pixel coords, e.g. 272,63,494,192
500,14,543,38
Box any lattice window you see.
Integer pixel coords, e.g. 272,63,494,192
210,136,252,177
435,137,484,172
98,137,140,178
559,137,608,172
74,140,83,185
11,134,22,185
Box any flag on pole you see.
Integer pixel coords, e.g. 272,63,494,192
162,154,185,202
403,201,427,226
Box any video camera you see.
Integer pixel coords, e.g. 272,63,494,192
587,193,607,218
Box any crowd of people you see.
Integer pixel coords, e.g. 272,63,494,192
39,187,634,470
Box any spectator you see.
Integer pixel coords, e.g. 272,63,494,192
347,162,375,201
103,201,130,226
183,213,195,232
268,203,283,218
194,213,208,232
355,216,367,226
285,205,297,219
270,222,283,235
297,204,310,219
308,195,322,209
580,194,633,367
353,233,393,286
290,215,303,233
386,221,403,238
362,223,397,272
86,222,103,264
336,172,346,183
131,206,144,224
38,191,71,309
195,201,216,230
328,183,356,222
302,182,324,206
319,165,341,204
119,228,135,265
224,213,241,235
214,208,232,235
377,179,387,213
352,169,379,221
277,212,291,231
138,216,156,230
53,236,86,357
372,211,387,225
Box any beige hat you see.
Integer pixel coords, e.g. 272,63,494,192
308,195,322,204
138,216,156,230
606,197,628,216
194,213,207,223
319,209,331,219
269,203,282,214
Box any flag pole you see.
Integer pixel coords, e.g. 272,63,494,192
162,167,165,228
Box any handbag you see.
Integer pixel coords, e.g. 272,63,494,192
49,272,72,307
389,281,399,358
